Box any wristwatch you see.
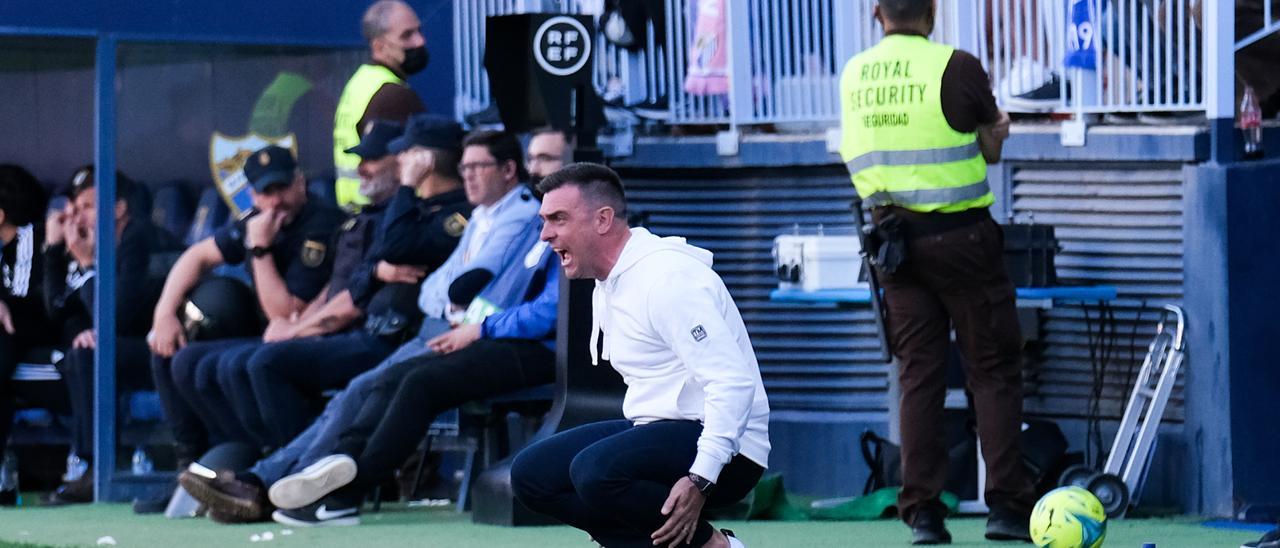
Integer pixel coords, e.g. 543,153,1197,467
249,245,271,258
687,473,715,497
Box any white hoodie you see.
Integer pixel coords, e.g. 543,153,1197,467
591,227,770,482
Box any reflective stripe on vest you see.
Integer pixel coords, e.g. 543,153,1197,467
844,141,982,175
333,64,404,210
838,35,992,213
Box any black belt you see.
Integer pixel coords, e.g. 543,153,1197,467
872,205,990,239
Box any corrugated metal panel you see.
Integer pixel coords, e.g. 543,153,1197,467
621,168,888,414
1009,164,1186,422
618,162,1186,422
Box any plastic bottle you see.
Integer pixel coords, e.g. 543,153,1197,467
64,451,88,482
131,446,154,475
1241,85,1264,160
0,449,20,506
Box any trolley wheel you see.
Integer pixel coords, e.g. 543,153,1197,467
1058,465,1096,489
1086,473,1130,518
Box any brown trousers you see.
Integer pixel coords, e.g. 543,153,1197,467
876,211,1036,523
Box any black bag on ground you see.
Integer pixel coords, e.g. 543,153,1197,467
860,420,1069,499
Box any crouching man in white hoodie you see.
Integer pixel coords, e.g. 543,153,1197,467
511,163,770,548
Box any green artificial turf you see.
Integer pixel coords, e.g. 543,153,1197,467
0,503,1260,547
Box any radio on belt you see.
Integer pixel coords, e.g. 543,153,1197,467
772,230,866,292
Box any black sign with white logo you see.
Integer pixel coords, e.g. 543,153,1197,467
533,15,592,77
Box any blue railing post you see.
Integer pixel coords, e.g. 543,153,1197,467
92,33,118,503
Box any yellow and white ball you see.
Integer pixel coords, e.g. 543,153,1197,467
1029,486,1108,548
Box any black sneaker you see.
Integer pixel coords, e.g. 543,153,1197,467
986,505,1033,542
910,506,952,545
271,499,360,527
1242,527,1280,548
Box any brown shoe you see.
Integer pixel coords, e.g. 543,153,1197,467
179,465,269,522
41,472,95,506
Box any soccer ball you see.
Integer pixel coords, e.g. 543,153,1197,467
1029,486,1108,548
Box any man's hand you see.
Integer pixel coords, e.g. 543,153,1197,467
398,148,435,189
46,209,68,247
72,329,97,349
0,301,14,335
651,476,706,548
375,261,428,284
263,317,299,343
148,313,186,358
246,209,287,249
982,109,1011,142
427,323,482,354
65,223,95,267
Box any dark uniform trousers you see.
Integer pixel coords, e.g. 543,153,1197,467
57,338,153,459
876,208,1036,522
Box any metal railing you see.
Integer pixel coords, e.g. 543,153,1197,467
969,0,1204,113
455,1,1218,128
1237,0,1280,50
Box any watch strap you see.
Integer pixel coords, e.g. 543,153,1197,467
687,472,715,497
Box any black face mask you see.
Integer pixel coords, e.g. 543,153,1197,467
400,45,429,75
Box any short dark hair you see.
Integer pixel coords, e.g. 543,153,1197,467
462,130,528,181
529,127,576,160
427,146,462,182
0,164,48,227
536,162,627,218
878,0,934,22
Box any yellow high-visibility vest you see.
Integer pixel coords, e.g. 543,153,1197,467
333,64,404,210
839,34,991,213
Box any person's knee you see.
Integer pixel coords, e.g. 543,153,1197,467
511,443,560,503
568,450,621,507
170,352,203,388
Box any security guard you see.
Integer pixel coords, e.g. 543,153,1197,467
41,167,182,504
839,1,1031,544
214,118,471,449
333,0,429,210
149,145,344,465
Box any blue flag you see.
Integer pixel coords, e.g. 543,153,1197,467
1064,0,1097,70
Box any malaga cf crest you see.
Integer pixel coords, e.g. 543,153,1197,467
209,132,298,217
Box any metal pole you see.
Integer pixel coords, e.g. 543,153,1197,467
92,34,118,502
725,0,753,133
1205,0,1236,162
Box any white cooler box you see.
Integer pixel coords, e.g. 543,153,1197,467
772,234,867,292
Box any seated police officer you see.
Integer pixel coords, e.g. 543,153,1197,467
203,119,470,450
177,129,546,524
148,145,344,466
171,122,405,449
41,166,182,504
